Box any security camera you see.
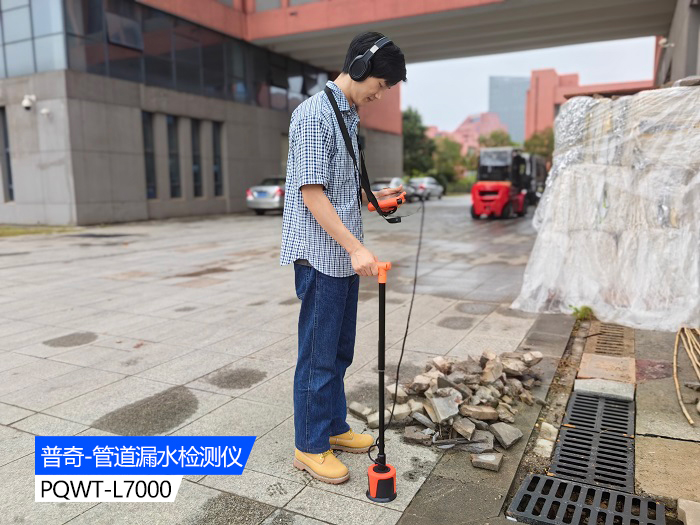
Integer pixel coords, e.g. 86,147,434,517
22,94,36,111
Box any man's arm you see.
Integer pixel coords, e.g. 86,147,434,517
301,184,378,277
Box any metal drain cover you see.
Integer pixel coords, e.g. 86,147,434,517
562,392,635,436
507,474,665,525
548,427,634,492
584,321,635,358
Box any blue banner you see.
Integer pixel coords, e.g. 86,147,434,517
35,436,256,475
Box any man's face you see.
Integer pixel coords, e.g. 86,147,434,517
354,77,390,107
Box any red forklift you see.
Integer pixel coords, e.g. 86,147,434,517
471,147,530,219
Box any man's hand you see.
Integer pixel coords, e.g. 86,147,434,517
350,246,378,277
373,184,403,200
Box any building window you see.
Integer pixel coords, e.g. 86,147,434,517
191,119,202,197
167,115,181,198
142,111,156,199
0,108,13,202
212,121,223,197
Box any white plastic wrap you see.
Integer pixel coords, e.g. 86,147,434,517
513,86,700,331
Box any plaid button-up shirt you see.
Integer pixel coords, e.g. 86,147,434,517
280,81,363,278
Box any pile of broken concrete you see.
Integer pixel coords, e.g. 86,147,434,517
351,350,544,472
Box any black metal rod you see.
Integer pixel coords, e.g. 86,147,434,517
377,281,386,464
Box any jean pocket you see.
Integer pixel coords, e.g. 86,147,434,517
294,264,311,300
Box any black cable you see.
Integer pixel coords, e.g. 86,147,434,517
368,198,426,464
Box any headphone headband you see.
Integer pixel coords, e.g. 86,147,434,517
349,36,393,82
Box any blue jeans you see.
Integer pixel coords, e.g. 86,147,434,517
293,263,359,453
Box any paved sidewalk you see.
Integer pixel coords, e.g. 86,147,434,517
0,196,573,524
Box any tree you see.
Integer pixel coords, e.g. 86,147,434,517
524,128,555,164
403,107,435,177
478,130,515,148
432,137,464,184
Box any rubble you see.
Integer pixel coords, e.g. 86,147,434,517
391,403,412,421
410,412,436,431
361,350,543,473
459,405,499,421
489,422,523,449
539,422,559,441
481,357,503,384
349,401,373,421
452,417,476,440
386,385,408,404
533,438,555,458
471,452,503,472
367,410,391,429
430,356,453,374
404,426,433,446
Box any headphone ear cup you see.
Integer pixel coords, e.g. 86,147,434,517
349,56,368,81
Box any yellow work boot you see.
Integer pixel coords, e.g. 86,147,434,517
293,449,349,484
330,429,374,453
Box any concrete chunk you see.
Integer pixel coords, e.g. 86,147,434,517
408,398,425,414
391,403,412,421
452,417,476,440
404,425,433,446
480,351,497,367
470,430,495,450
386,384,408,404
471,452,503,472
574,378,635,401
533,438,554,458
523,351,543,367
367,410,391,429
489,422,523,449
468,417,490,430
539,422,558,441
501,357,528,377
455,357,483,376
481,358,503,384
349,401,373,421
427,392,461,423
459,404,499,421
497,405,515,423
431,356,453,374
410,411,436,430
410,374,431,393
678,499,700,525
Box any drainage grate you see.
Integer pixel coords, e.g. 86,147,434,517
562,392,635,436
548,427,635,492
584,321,635,358
507,474,666,525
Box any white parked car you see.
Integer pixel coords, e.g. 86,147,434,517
246,177,286,215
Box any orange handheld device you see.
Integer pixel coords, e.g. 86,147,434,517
368,192,407,213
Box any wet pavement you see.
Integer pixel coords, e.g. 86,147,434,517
0,195,574,524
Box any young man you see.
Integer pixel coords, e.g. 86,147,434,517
280,32,407,484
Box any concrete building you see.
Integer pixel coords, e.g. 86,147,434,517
489,76,529,144
0,0,402,225
426,112,508,156
525,69,656,139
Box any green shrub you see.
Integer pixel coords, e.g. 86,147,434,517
447,173,477,195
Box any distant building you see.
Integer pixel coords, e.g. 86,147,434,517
489,76,529,144
426,112,508,156
525,69,655,139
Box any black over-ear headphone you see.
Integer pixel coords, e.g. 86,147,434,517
348,36,393,82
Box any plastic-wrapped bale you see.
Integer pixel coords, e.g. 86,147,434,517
514,86,700,332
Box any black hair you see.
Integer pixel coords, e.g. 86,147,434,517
342,31,407,86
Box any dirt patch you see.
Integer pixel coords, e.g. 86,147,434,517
176,267,231,278
43,332,98,348
188,492,275,525
205,367,267,390
402,456,434,482
636,359,673,382
437,316,475,330
92,386,198,435
175,306,198,312
455,302,497,316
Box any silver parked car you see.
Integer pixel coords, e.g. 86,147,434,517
370,177,417,202
246,177,286,215
409,176,444,200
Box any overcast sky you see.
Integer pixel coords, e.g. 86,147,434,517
401,36,656,131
